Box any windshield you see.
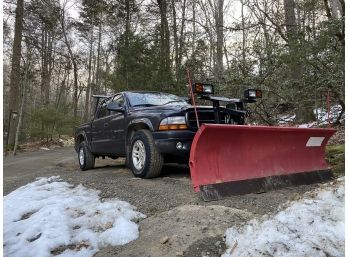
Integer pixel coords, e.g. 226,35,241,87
127,92,188,107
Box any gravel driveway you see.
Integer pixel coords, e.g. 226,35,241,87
4,147,321,256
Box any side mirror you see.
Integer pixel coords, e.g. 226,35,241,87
180,96,191,103
107,101,125,112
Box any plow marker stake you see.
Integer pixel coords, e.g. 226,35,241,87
189,124,336,201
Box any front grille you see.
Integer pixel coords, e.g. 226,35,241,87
187,110,229,129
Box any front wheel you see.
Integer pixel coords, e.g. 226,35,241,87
78,141,95,171
129,130,163,178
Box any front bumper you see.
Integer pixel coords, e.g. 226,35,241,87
152,130,195,157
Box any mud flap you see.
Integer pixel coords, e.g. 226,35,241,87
189,124,336,201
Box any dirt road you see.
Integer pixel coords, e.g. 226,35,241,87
4,147,320,257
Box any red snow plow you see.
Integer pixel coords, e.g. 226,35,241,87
187,81,336,201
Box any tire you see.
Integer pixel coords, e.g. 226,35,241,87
78,141,95,171
128,129,163,178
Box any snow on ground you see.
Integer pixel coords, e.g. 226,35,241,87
4,177,146,257
277,104,344,127
314,105,344,124
222,177,345,257
278,114,296,124
297,122,317,128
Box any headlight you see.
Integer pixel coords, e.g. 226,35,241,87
192,83,214,95
249,90,256,98
159,116,187,130
244,89,262,99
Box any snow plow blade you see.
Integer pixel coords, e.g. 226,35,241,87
189,124,336,201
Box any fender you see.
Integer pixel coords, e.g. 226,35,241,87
125,118,155,147
128,118,154,132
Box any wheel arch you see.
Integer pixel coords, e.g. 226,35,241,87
126,118,154,144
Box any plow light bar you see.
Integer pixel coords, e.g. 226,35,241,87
192,83,214,95
159,116,188,130
244,89,262,99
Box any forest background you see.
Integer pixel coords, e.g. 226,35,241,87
3,0,345,150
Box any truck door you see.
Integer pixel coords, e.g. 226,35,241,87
103,94,126,156
90,99,112,154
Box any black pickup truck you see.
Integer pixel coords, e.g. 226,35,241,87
74,84,261,178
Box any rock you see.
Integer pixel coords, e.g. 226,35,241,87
214,241,221,247
160,236,169,244
176,251,184,256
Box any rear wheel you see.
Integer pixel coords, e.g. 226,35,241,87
129,129,163,178
78,141,95,171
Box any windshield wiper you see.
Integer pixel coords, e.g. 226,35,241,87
132,103,158,107
161,100,186,105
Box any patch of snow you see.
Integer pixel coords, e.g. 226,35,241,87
222,178,345,257
278,114,296,124
314,105,344,124
4,176,146,257
277,104,344,126
298,122,317,128
39,147,50,151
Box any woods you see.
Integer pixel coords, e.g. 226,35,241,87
3,0,345,148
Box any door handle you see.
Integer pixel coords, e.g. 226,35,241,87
104,123,109,128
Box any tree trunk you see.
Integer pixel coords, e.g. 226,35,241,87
73,64,78,117
60,7,78,117
241,0,246,76
323,0,332,18
13,57,30,156
8,0,24,148
284,0,297,46
13,84,25,156
84,24,94,121
56,69,68,108
125,0,130,89
178,0,187,65
157,0,171,82
41,29,54,105
215,0,224,81
172,0,179,84
191,0,196,56
95,23,102,93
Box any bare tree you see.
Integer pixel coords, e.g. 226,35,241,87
283,0,297,47
13,48,32,155
84,24,94,121
215,0,224,80
157,0,171,81
8,0,24,148
60,0,79,118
